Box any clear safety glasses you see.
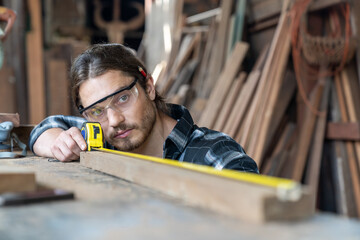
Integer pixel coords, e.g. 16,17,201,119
78,79,139,122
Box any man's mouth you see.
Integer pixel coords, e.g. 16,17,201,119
114,129,132,139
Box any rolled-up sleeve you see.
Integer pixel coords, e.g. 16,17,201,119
29,115,86,152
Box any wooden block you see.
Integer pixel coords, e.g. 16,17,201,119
326,122,360,140
0,166,36,193
81,151,314,222
0,113,20,127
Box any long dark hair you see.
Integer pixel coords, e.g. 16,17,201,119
71,43,168,114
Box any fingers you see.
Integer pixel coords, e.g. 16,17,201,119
50,127,87,162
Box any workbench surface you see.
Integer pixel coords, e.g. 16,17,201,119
0,156,359,240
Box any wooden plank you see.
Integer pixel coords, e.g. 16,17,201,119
341,68,360,169
304,79,330,206
262,122,296,176
264,70,296,152
198,42,249,129
238,45,269,149
223,70,260,136
292,82,324,182
203,0,234,99
193,19,217,98
242,1,290,156
47,59,70,116
326,122,360,140
0,166,36,193
328,82,357,217
248,2,292,164
335,73,360,217
0,113,20,127
26,0,46,124
213,72,247,132
80,151,313,222
160,33,201,95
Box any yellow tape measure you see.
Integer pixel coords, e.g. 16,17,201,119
81,122,301,199
81,122,104,151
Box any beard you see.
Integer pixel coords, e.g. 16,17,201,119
108,102,157,151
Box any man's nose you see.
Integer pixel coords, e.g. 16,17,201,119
106,107,125,127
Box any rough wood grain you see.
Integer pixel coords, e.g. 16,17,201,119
80,151,314,223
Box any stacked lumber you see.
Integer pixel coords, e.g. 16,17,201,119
147,0,360,218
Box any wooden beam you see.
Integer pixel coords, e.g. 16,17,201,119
80,151,313,222
26,0,46,124
326,122,360,140
0,166,36,193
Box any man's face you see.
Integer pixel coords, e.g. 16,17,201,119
79,70,157,151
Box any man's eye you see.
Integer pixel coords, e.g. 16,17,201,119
90,108,104,116
116,94,130,104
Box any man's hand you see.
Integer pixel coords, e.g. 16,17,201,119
33,127,87,162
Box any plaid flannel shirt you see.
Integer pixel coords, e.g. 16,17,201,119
29,104,258,173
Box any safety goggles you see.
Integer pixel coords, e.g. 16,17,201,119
78,79,139,121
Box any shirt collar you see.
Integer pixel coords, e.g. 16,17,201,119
165,104,195,153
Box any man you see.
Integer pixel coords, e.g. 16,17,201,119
30,43,258,173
